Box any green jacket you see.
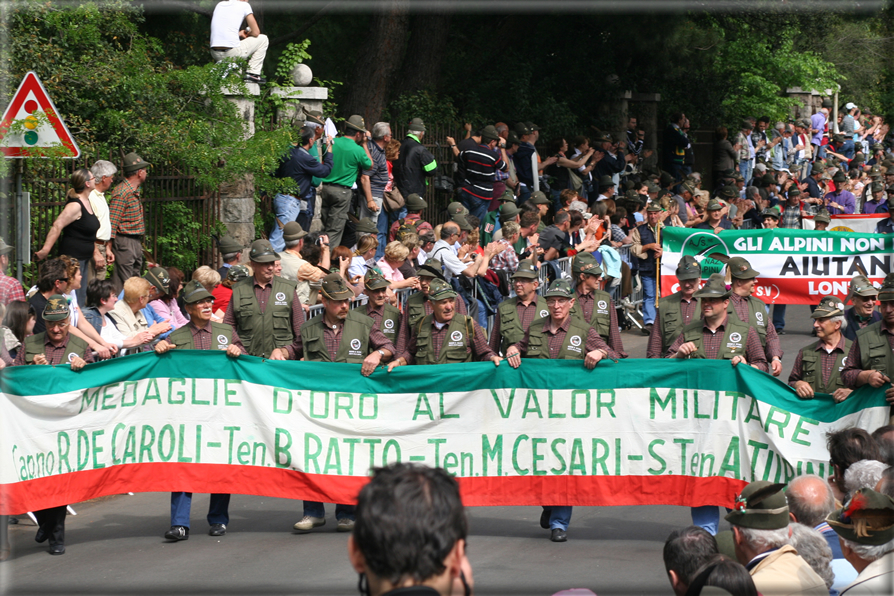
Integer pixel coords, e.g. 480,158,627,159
495,296,549,355
522,316,591,360
301,310,375,363
798,338,852,394
658,292,699,357
168,322,233,351
571,289,613,342
24,333,89,365
729,295,768,347
230,276,298,358
681,317,751,360
414,315,475,365
855,321,894,377
356,303,401,345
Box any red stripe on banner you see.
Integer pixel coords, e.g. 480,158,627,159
660,274,885,304
0,463,745,514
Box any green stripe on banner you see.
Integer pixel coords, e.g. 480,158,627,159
1,353,884,423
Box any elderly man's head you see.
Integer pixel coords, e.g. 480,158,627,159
786,474,836,528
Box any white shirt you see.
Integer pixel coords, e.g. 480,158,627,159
88,189,111,241
430,240,467,281
210,0,253,48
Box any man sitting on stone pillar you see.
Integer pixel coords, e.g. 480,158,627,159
209,0,268,84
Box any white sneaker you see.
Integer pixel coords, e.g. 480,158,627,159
293,516,326,531
337,518,355,532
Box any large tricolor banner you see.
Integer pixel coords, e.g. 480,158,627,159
660,227,893,304
0,353,886,514
802,213,888,234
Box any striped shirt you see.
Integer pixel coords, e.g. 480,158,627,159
460,143,507,200
108,179,145,238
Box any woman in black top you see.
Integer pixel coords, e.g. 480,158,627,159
34,168,100,304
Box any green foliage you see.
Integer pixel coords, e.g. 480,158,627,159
387,90,462,129
152,201,207,273
274,40,312,83
314,77,344,122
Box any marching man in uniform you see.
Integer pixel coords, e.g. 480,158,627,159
647,255,701,359
505,278,621,543
13,295,94,555
788,296,852,403
154,280,246,542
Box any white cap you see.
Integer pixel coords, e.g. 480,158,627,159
845,102,857,110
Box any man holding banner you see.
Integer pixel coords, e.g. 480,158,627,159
843,273,894,406
488,260,547,355
788,296,852,403
666,273,768,535
391,279,499,368
876,205,894,234
293,273,396,534
12,295,93,555
725,257,784,376
646,255,700,359
154,279,245,542
505,278,620,542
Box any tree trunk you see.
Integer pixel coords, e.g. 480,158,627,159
340,0,409,125
395,12,452,97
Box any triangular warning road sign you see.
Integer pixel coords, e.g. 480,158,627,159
0,71,80,158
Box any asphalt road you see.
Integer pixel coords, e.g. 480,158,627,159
0,305,820,596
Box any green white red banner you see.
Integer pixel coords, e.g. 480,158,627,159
660,227,893,304
0,353,886,514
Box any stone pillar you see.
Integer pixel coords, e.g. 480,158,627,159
220,83,261,259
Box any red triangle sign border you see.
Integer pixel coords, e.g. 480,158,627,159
0,71,81,158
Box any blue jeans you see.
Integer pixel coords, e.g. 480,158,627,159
642,274,657,325
772,304,786,331
739,161,753,187
270,193,302,252
459,189,490,225
295,190,316,235
544,506,572,531
691,505,719,535
171,492,230,528
550,188,564,214
303,501,355,521
375,206,389,261
841,139,855,161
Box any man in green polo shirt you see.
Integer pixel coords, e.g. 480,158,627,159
320,115,373,248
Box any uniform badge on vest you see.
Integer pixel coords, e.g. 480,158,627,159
485,223,494,233
727,331,743,351
729,332,742,343
276,292,286,301
384,319,394,329
350,339,362,350
540,310,548,318
68,352,77,363
217,334,229,346
597,300,608,310
840,356,847,371
568,334,582,352
755,311,764,324
450,331,463,341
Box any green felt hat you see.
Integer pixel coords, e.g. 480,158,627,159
827,488,894,546
227,265,251,283
43,294,70,322
544,279,575,298
693,273,730,299
427,278,457,301
249,239,280,263
529,191,550,205
724,481,789,530
181,279,213,304
572,251,602,278
364,268,391,291
145,267,170,295
727,256,760,279
813,209,831,224
675,255,701,281
879,272,894,302
511,260,539,279
321,272,353,300
811,295,845,319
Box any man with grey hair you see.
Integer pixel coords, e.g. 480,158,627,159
827,488,894,595
844,460,889,500
789,296,853,403
88,160,117,283
361,122,393,261
727,480,827,595
789,524,835,592
787,474,858,591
